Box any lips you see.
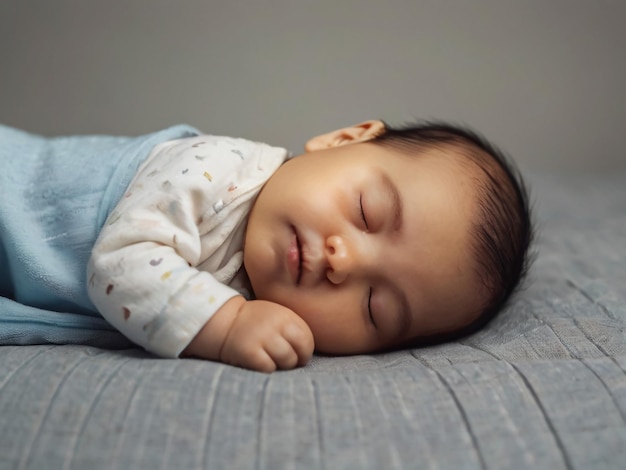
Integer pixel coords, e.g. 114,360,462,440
287,226,302,285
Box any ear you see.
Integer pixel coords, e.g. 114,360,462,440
304,120,385,152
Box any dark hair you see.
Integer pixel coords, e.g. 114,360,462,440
371,121,534,344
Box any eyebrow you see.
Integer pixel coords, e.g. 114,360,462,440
380,171,403,233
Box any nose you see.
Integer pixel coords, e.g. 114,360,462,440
325,235,354,285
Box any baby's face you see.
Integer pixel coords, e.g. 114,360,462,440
244,123,485,354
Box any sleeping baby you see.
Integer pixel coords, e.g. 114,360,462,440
0,120,533,372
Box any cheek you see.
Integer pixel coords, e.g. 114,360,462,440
269,289,317,321
261,288,328,329
283,294,369,353
243,236,269,284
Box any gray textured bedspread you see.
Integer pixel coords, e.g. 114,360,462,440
1,171,625,470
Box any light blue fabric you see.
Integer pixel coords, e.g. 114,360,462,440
0,124,199,347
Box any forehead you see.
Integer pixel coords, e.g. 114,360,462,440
377,144,480,212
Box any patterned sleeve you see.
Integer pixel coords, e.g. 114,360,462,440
87,135,267,358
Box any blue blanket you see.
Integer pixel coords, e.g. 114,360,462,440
0,124,199,347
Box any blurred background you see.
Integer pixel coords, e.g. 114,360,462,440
1,0,624,172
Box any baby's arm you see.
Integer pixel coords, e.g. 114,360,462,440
88,135,313,371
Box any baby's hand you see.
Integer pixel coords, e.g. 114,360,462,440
183,296,314,372
220,299,314,372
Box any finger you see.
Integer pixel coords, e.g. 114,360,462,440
264,336,299,370
223,343,277,373
282,321,315,366
240,348,277,373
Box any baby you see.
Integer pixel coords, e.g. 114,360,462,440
0,120,532,372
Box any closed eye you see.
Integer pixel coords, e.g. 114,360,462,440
367,287,376,327
360,194,369,231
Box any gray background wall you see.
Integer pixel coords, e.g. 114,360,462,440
1,0,624,171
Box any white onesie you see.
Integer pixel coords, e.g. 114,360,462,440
87,135,289,357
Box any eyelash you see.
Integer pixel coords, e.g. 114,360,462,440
359,194,369,230
359,196,374,327
368,287,376,327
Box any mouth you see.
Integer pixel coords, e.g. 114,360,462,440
287,225,303,285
